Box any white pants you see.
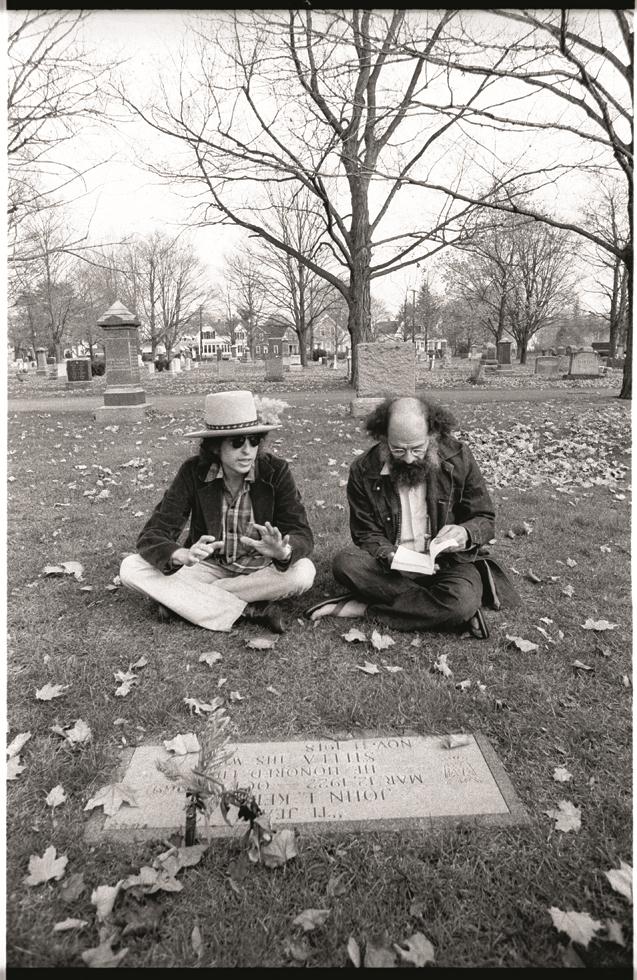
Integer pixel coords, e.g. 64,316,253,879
119,553,316,632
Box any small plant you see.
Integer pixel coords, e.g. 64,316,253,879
157,710,262,845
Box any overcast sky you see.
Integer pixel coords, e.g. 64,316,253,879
30,8,626,318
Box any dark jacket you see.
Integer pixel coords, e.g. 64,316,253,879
347,438,496,569
137,451,314,574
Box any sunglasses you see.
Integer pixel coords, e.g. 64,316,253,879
228,434,264,449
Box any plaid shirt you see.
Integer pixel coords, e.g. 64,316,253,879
203,462,271,575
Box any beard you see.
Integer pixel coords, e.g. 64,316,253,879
381,435,442,489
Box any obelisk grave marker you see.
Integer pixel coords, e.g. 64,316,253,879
95,300,147,424
85,733,528,842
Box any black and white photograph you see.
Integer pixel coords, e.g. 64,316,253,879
6,5,632,970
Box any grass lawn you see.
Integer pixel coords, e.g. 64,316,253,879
6,389,632,968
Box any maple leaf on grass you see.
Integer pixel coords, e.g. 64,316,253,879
24,845,68,886
42,560,84,581
545,800,581,833
91,882,123,921
572,660,594,672
342,628,366,643
356,660,380,675
370,628,395,651
293,908,331,932
154,843,208,878
549,907,603,948
84,782,139,817
7,731,31,757
81,934,128,968
53,918,87,931
581,619,618,631
506,635,539,653
183,696,224,714
45,784,67,808
553,767,572,783
260,828,299,869
163,733,200,756
605,862,632,903
605,920,625,946
35,683,69,701
393,931,436,967
199,651,222,667
7,756,25,780
434,653,453,678
51,718,92,744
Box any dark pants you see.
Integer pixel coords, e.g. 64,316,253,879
333,547,483,632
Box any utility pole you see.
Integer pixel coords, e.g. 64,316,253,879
198,305,203,359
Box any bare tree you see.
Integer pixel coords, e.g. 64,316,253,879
8,10,116,270
399,9,633,396
583,177,629,357
118,9,495,381
224,249,267,356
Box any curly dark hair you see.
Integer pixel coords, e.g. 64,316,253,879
364,396,456,441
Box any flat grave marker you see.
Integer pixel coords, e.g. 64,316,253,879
86,733,528,842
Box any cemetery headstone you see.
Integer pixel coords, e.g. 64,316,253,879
351,341,416,418
218,359,237,381
94,300,147,424
534,355,561,377
35,348,48,376
265,355,284,381
497,340,512,365
146,360,155,375
567,350,600,379
66,358,93,389
169,358,181,374
483,343,498,372
86,733,528,842
184,357,192,371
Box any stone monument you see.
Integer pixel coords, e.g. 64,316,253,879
265,356,284,381
94,301,147,424
85,732,528,843
35,348,48,376
567,349,601,379
534,355,561,377
66,358,92,389
351,341,416,418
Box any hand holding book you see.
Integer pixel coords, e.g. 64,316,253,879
390,524,469,575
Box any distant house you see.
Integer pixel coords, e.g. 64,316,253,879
252,317,296,358
313,315,350,355
199,321,232,359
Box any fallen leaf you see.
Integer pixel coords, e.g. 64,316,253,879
91,882,122,921
84,783,139,817
545,800,581,833
293,908,331,932
370,629,395,651
605,919,625,946
562,585,575,597
228,690,244,701
572,660,594,672
42,560,84,581
434,653,453,678
506,635,539,653
605,862,632,903
191,923,203,959
59,871,86,903
53,918,87,931
326,872,349,898
45,785,67,808
443,734,471,749
540,617,554,625
7,756,24,780
51,718,92,744
393,931,435,967
154,843,208,877
342,628,367,643
115,678,139,697
526,571,542,583
455,679,471,691
356,660,380,675
245,637,278,650
259,828,298,868
183,696,224,714
364,940,397,968
549,907,603,948
581,619,618,631
7,731,32,757
566,558,577,567
35,683,69,701
266,685,281,696
199,651,222,667
81,934,128,968
163,733,200,756
347,936,362,968
131,656,148,669
553,767,572,783
382,664,403,673
24,845,68,886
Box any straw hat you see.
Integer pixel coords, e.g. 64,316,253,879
184,390,282,439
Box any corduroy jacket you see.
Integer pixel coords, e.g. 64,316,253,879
136,451,314,574
347,438,496,569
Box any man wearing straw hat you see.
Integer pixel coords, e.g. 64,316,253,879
120,390,315,633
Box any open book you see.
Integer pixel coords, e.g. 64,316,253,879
390,537,456,575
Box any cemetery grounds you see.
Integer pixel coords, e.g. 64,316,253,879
6,363,633,969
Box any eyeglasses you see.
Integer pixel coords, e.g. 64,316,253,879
388,441,428,458
229,434,263,449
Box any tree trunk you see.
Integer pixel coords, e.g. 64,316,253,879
518,338,528,365
619,253,632,400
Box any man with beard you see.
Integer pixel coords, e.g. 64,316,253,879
304,395,519,637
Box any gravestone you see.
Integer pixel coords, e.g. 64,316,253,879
218,359,237,381
567,349,600,379
146,361,155,375
169,358,181,374
469,344,480,360
94,300,147,424
184,357,192,371
557,354,570,374
534,355,561,377
35,348,48,376
483,343,498,372
351,341,416,418
66,359,92,389
265,356,284,381
85,733,528,843
497,341,512,365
